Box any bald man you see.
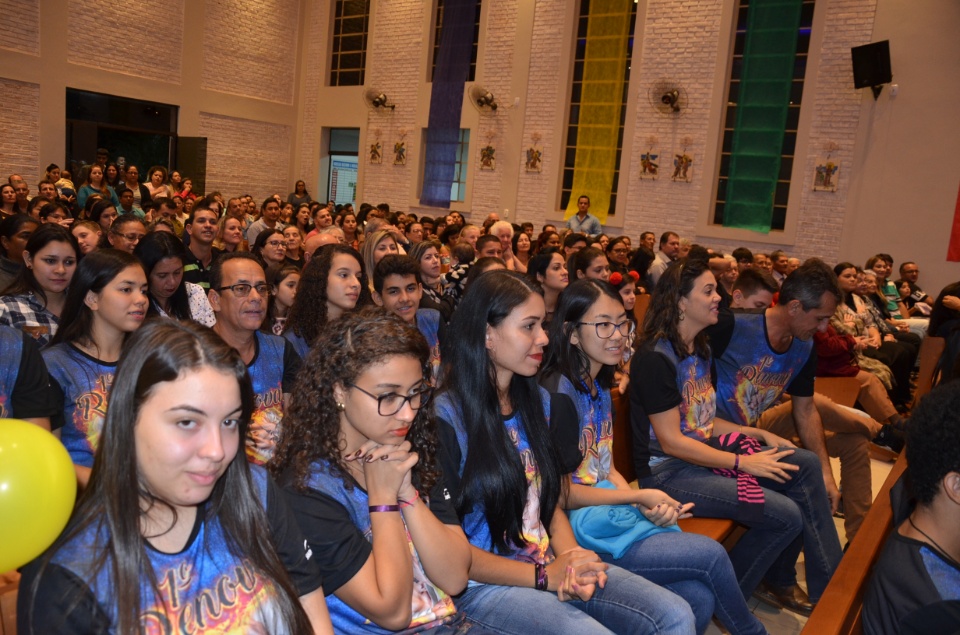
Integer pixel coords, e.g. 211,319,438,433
303,232,340,264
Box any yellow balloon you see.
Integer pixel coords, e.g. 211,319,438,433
0,418,77,572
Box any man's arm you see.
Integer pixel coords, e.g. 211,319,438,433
790,394,840,514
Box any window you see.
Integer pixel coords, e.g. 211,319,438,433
713,0,816,231
431,0,482,82
560,0,637,214
330,0,370,87
420,128,470,203
450,129,470,202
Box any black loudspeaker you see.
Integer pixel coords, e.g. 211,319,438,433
851,40,892,89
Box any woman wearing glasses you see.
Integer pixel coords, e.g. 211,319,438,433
271,307,492,634
253,228,288,268
540,279,766,634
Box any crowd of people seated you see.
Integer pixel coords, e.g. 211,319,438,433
2,154,958,634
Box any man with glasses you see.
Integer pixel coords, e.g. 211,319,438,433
182,207,221,290
895,261,934,317
209,252,302,466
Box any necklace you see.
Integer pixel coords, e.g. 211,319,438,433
908,516,960,568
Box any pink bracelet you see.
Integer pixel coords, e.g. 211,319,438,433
399,490,420,508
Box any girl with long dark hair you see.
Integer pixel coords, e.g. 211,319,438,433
568,247,611,283
19,319,331,634
282,244,370,357
432,270,696,633
0,213,39,290
540,279,767,634
273,307,493,633
526,248,567,323
134,231,216,326
262,263,300,336
43,249,147,487
0,224,78,346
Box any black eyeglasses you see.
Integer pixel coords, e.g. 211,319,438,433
217,283,270,297
578,320,636,339
347,383,432,416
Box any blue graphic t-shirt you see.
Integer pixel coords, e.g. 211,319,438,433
712,312,814,426
23,466,320,633
299,462,457,634
0,326,23,418
246,331,300,465
43,343,117,467
550,374,613,485
434,389,555,566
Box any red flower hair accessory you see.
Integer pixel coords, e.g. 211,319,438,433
609,272,623,286
628,270,640,281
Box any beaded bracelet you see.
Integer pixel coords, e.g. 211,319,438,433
369,504,400,513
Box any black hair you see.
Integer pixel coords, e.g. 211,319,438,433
906,383,960,505
465,257,506,288
542,279,623,391
1,224,78,300
778,258,841,310
439,270,562,552
637,258,713,360
475,234,501,253
563,232,588,249
627,246,656,279
373,254,420,294
659,231,678,248
0,213,39,259
732,247,754,264
526,248,563,283
134,231,191,320
209,251,264,292
568,247,606,279
733,268,779,297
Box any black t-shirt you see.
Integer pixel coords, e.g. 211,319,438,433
864,529,960,634
181,247,223,290
2,329,58,421
282,472,459,596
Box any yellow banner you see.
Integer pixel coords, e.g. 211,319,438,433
564,0,632,224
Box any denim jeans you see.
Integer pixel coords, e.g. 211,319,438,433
640,447,842,602
601,532,766,635
456,564,695,634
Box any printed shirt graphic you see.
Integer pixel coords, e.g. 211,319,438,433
246,331,287,465
434,389,555,566
43,343,116,467
306,462,456,634
53,510,284,631
554,374,613,485
650,340,716,456
0,326,22,417
714,312,812,426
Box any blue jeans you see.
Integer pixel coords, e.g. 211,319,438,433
640,448,842,602
456,565,695,634
602,532,766,635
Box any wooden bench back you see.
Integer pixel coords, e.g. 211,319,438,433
802,452,908,635
913,335,945,408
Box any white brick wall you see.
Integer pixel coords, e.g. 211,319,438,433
67,0,184,83
0,0,40,56
361,0,427,208
515,0,566,226
471,0,517,218
198,112,292,203
298,0,330,189
621,0,725,244
0,78,41,187
201,0,299,104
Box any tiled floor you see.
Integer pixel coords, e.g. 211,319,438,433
703,455,895,635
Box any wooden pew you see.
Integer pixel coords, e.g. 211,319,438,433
802,452,908,635
610,387,739,544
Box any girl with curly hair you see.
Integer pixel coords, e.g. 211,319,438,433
271,307,485,634
540,279,766,634
282,244,370,358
